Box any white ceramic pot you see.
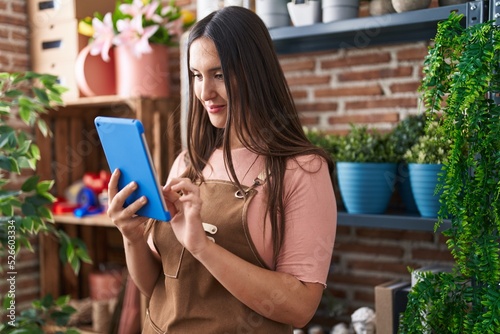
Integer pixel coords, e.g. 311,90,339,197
256,0,290,28
391,0,431,13
322,0,359,23
287,0,321,26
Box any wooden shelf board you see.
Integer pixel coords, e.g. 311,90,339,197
54,214,114,228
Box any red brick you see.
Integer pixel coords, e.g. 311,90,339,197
345,97,417,110
290,90,308,99
331,273,390,287
322,52,391,70
334,242,405,257
339,66,413,82
280,59,315,72
355,228,434,242
299,115,320,125
348,259,415,275
296,101,338,112
286,74,331,86
315,84,382,98
397,46,429,62
412,248,454,262
391,81,421,93
329,112,399,125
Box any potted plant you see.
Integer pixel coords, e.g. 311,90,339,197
403,119,450,217
399,12,500,333
335,124,398,214
388,114,426,213
77,0,195,98
0,71,91,332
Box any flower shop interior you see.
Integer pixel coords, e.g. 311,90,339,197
2,0,499,333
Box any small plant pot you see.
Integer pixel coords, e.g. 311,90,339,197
255,0,290,28
408,163,443,218
369,0,396,16
337,162,397,214
391,0,431,13
287,0,322,26
396,163,419,214
322,0,360,23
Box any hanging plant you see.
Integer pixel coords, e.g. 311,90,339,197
399,12,500,333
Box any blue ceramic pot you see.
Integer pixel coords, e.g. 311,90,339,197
337,162,398,214
408,163,444,218
396,163,419,214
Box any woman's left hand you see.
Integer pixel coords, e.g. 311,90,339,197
163,178,209,255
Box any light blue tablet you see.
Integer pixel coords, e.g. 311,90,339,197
94,116,171,222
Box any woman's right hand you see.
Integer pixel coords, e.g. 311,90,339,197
107,169,150,243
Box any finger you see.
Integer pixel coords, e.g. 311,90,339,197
119,196,148,218
108,181,138,212
108,169,121,200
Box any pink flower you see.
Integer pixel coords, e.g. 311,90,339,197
89,13,115,62
115,15,159,58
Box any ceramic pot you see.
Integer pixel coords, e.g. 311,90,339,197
114,44,170,98
391,0,431,13
322,0,360,23
438,0,467,5
336,162,397,214
369,0,396,15
408,163,443,218
287,0,321,26
255,0,290,28
75,44,116,97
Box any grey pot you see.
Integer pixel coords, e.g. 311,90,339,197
256,0,290,28
322,0,360,23
391,0,431,13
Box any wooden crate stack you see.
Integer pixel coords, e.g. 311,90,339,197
27,0,115,100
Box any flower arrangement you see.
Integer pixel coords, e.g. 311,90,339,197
79,0,195,61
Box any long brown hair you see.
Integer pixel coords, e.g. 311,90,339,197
184,6,334,261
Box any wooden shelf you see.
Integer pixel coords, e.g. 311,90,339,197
54,214,114,228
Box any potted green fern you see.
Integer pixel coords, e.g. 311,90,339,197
399,12,500,333
0,71,92,333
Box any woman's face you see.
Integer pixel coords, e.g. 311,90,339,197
189,37,228,129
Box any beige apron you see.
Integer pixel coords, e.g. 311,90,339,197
143,179,293,334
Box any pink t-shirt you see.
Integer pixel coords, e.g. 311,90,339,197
166,148,337,286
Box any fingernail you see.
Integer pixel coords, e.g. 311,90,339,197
129,181,137,189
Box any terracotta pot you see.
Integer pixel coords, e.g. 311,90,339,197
391,0,431,12
75,44,116,97
114,44,170,98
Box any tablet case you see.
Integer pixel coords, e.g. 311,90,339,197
94,116,171,222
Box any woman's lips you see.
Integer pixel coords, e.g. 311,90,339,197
206,105,225,113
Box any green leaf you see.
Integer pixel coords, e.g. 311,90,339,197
36,180,54,193
21,175,40,192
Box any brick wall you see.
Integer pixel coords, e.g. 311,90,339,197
0,0,455,330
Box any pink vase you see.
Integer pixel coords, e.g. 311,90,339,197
75,44,117,97
114,44,170,98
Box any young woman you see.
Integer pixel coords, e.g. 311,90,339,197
107,6,337,333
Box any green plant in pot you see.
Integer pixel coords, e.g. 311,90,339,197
0,72,92,333
399,12,500,333
336,123,398,214
403,118,450,218
389,114,426,213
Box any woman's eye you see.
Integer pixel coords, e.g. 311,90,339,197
192,73,202,80
215,73,224,80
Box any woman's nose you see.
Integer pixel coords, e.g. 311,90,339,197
200,80,216,101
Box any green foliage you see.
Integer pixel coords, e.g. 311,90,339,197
0,295,79,334
388,114,426,162
403,119,451,164
399,12,500,333
0,72,92,330
336,124,397,163
303,126,341,158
